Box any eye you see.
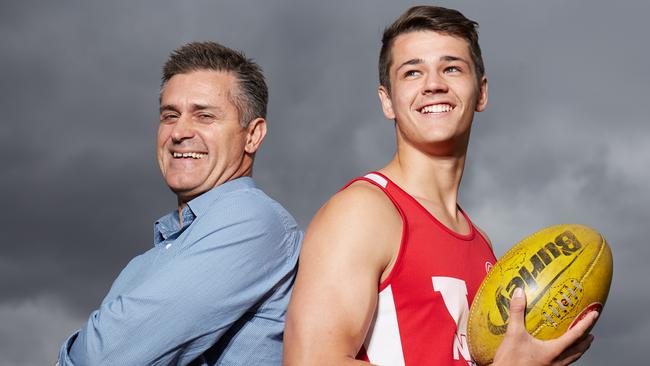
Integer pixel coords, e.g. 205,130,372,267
444,65,462,73
160,113,178,123
196,113,215,124
403,69,421,78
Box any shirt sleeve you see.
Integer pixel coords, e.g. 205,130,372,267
58,191,300,365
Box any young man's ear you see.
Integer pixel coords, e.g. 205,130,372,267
244,118,267,154
378,86,396,120
476,76,488,112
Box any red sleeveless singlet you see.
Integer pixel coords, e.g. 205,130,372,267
346,172,497,366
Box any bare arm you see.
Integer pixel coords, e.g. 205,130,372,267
284,183,402,365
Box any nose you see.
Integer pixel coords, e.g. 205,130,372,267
422,71,448,95
171,115,195,143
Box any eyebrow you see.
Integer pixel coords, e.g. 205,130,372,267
396,58,425,72
395,55,471,72
440,55,470,65
159,104,179,114
159,103,226,118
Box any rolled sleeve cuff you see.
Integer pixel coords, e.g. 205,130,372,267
57,331,79,366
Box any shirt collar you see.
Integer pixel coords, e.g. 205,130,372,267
186,176,256,217
153,177,256,246
153,207,193,246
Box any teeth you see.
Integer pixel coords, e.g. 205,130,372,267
421,104,453,113
172,152,206,159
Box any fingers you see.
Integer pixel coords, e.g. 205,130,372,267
560,333,593,356
553,311,598,350
506,288,527,333
559,351,584,366
558,334,594,365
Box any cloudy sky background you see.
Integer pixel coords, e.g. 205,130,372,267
1,0,647,364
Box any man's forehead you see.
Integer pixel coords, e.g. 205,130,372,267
160,70,236,102
390,30,472,66
162,69,237,92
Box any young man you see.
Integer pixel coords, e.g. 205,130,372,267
284,6,596,366
57,42,302,365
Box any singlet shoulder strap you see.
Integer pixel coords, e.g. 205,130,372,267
340,171,407,231
340,172,391,194
362,172,389,188
341,173,409,290
351,172,480,241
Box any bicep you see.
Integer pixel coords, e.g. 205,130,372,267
289,217,381,353
285,188,400,364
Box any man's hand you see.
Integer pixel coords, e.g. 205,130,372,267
491,288,597,366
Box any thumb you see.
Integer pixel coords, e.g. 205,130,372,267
506,287,527,333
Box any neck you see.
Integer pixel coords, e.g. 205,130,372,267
174,158,255,227
177,203,188,227
381,141,467,217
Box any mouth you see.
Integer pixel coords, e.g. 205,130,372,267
171,151,208,159
418,103,455,115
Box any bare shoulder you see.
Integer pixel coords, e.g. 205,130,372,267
321,180,400,224
303,180,402,268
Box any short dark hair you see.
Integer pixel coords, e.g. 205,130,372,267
379,6,485,92
162,41,268,127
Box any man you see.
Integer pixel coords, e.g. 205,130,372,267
58,42,302,365
284,6,596,366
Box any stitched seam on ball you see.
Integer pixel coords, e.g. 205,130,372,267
531,227,602,336
469,228,548,330
468,228,547,363
520,226,569,336
581,234,605,282
469,268,497,364
531,319,547,336
468,259,490,358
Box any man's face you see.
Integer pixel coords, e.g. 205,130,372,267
379,30,488,155
157,70,249,201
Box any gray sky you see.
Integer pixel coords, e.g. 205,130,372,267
1,0,647,364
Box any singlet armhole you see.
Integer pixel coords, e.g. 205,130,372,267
341,174,409,292
475,224,494,251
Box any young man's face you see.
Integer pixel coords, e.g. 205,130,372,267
157,69,249,202
379,30,488,155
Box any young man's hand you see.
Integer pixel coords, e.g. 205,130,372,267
491,288,597,366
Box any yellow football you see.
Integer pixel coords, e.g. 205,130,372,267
467,224,613,365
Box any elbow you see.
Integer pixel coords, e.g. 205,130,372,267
283,319,317,366
283,321,355,366
282,319,302,366
70,317,147,366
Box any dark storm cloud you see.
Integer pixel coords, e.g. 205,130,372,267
1,1,647,364
460,2,650,364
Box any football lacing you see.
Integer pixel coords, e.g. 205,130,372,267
542,280,584,328
543,312,558,327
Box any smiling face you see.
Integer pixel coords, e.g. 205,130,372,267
379,30,488,156
157,69,261,203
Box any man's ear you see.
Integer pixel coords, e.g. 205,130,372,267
244,118,267,154
378,85,396,119
476,76,488,112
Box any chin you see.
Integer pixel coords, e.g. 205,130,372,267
169,186,207,203
164,177,201,194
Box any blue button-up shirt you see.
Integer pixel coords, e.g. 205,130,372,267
58,177,302,365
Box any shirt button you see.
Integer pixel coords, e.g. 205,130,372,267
165,243,172,249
